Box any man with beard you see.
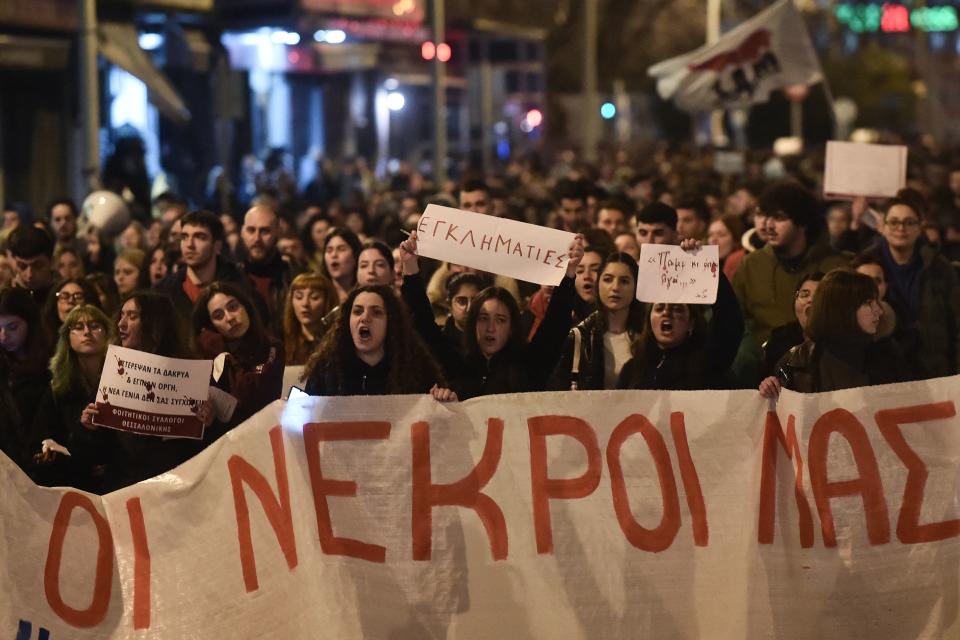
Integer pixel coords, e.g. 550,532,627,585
237,205,301,337
732,180,848,349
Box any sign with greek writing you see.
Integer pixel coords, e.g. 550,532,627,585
636,243,720,303
823,141,907,200
3,379,960,638
94,345,212,439
416,204,576,285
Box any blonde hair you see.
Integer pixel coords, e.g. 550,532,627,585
50,304,117,396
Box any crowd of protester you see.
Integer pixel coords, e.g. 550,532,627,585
3,141,960,494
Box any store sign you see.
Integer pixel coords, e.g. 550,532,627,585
835,3,959,33
300,0,424,22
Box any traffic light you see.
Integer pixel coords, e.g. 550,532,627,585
421,41,451,61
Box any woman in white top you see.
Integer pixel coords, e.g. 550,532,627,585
548,251,647,390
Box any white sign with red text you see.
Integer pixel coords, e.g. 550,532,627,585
416,204,576,285
95,345,212,439
4,379,960,638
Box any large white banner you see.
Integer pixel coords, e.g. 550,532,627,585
648,0,823,112
3,379,960,638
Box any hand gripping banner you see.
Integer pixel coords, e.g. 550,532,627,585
3,379,960,638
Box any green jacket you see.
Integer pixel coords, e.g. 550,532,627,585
732,234,848,345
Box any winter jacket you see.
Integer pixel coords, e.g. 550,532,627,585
857,242,960,378
237,249,302,338
547,311,636,391
616,271,744,390
732,234,848,345
774,338,914,393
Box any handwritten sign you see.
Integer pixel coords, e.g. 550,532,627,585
416,204,576,285
823,141,907,200
95,345,212,439
636,243,720,303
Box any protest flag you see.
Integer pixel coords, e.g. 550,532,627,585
648,0,823,113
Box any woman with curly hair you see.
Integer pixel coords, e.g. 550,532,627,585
32,304,117,492
303,284,454,399
193,281,284,431
283,271,339,365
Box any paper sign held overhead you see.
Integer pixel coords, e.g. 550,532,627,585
416,204,577,286
95,345,212,439
823,141,907,200
636,243,720,304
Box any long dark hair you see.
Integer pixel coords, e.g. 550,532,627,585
192,281,271,363
119,291,191,358
320,227,362,282
463,287,525,361
303,285,443,394
806,269,879,342
594,252,645,333
0,287,50,370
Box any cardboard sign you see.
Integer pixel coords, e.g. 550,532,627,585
95,345,212,439
4,379,960,638
416,204,576,285
636,243,720,303
714,150,745,175
823,141,908,200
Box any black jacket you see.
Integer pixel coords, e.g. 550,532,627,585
547,311,637,391
775,337,914,393
857,242,960,378
305,358,390,396
31,384,115,494
154,257,259,322
236,249,302,338
617,272,744,391
402,273,576,400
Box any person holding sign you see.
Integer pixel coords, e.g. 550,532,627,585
302,284,453,399
617,239,744,390
547,252,647,390
193,282,284,431
31,305,117,493
759,270,913,397
398,231,584,399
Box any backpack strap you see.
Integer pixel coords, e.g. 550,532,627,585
570,327,583,389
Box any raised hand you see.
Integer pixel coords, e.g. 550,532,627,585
564,234,586,278
398,230,421,276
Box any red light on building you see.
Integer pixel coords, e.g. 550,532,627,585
436,42,451,62
421,41,436,60
881,3,910,32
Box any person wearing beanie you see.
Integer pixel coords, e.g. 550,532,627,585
732,180,849,370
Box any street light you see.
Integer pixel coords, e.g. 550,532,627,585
386,92,406,111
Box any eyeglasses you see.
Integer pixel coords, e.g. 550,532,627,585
68,320,105,333
795,289,813,300
56,291,86,304
885,218,920,230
